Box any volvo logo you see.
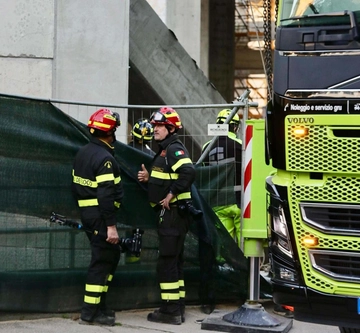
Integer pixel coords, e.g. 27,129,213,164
287,117,314,124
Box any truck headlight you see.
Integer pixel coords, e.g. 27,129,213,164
273,207,288,238
273,207,293,258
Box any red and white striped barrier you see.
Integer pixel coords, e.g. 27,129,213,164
243,124,253,218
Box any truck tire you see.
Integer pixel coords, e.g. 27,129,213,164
339,327,360,333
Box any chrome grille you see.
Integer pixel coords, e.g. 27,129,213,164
289,174,360,295
300,202,360,236
309,250,360,283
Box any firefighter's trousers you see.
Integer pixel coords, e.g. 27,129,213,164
80,218,121,321
156,206,190,316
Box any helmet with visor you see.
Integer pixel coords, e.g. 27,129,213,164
150,107,182,130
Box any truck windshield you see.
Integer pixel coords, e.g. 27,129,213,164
279,0,360,26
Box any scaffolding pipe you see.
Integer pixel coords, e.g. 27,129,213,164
0,92,257,110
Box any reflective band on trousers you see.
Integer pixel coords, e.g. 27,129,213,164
78,198,98,207
160,281,179,290
160,281,180,301
84,295,101,304
179,279,185,298
85,284,104,293
161,293,180,300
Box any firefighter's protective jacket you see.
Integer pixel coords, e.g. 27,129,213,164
148,134,195,206
72,137,123,226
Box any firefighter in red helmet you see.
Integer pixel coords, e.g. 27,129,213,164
72,108,123,326
138,107,197,325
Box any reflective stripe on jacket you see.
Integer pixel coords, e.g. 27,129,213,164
72,137,123,226
148,134,195,206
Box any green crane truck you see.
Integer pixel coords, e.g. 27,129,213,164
264,0,360,331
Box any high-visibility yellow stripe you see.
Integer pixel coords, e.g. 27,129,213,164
78,198,98,207
178,280,185,287
96,173,114,183
85,284,104,293
108,274,113,282
78,199,120,208
151,170,179,180
179,291,185,298
160,281,179,290
103,285,109,292
134,132,153,141
172,158,192,172
72,170,97,188
114,176,121,184
91,121,111,129
169,192,191,203
178,192,191,200
84,295,101,304
161,293,180,301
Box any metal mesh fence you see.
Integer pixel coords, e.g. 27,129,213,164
0,93,257,312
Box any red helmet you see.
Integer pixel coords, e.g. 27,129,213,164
150,107,182,129
88,108,121,133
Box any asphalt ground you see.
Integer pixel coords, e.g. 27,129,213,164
0,300,340,333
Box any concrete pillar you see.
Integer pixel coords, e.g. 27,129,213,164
54,0,129,139
0,0,54,97
166,1,202,67
0,0,129,142
147,0,209,77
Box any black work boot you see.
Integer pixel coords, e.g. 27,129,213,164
154,308,185,323
79,312,115,326
101,308,115,318
147,310,181,325
99,292,116,318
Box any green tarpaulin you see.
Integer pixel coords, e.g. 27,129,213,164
0,94,270,313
